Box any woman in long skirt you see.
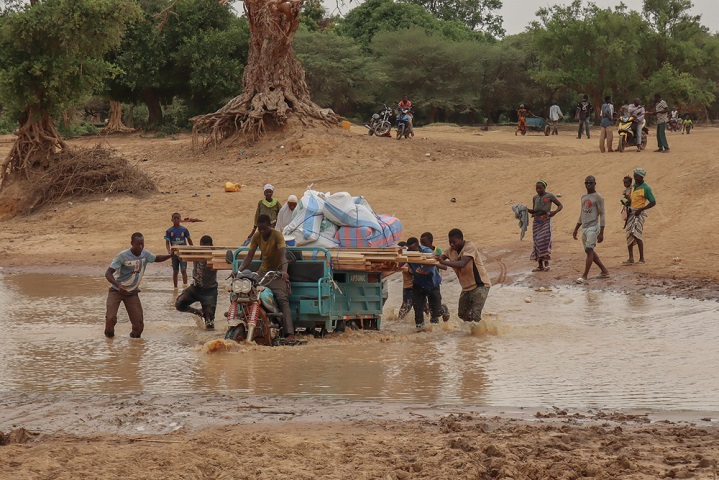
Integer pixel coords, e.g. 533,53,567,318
528,180,563,271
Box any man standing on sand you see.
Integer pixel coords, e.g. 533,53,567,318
105,233,173,338
623,168,656,266
549,101,563,135
627,98,646,152
599,96,614,153
647,93,670,153
573,176,610,284
576,95,592,139
436,229,491,323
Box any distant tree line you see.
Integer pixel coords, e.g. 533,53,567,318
1,0,717,133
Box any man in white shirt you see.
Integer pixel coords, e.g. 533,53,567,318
549,102,563,135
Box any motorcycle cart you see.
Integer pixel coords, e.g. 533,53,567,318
226,247,384,335
524,117,551,136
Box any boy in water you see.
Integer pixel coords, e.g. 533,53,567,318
165,212,193,288
420,232,450,321
175,235,218,330
105,233,173,338
397,241,415,320
573,176,610,284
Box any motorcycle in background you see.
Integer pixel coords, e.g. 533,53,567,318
396,107,412,140
365,104,393,137
617,115,649,152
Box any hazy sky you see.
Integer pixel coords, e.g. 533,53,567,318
499,0,719,34
326,0,719,35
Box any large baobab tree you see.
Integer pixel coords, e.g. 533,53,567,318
192,0,341,143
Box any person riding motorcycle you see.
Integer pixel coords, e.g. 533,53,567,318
398,95,414,137
237,214,297,344
627,98,646,152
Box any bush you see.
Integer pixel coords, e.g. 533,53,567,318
56,121,99,138
0,114,17,134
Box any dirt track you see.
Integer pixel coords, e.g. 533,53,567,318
1,124,718,299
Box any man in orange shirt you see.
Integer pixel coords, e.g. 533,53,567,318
398,95,414,137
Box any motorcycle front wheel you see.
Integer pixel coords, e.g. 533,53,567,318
397,124,405,140
375,122,391,137
225,324,247,342
619,136,625,152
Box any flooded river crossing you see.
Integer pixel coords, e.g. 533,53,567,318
0,271,717,411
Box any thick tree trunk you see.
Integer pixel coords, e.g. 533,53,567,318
143,89,163,126
192,0,340,144
102,101,133,134
0,108,68,188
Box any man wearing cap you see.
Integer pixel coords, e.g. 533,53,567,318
276,194,298,232
627,98,645,152
245,184,282,242
623,168,656,265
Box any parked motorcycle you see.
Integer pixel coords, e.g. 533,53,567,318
223,251,285,345
617,115,649,152
365,104,393,137
396,107,412,140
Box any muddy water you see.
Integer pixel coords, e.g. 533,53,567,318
1,271,717,410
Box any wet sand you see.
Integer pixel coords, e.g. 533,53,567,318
2,393,719,479
2,126,719,477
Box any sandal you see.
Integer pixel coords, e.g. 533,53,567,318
575,277,587,284
621,260,635,266
532,267,545,272
596,272,610,279
636,260,646,265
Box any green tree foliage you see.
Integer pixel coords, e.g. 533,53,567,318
0,0,140,119
106,0,248,126
642,62,716,116
295,29,383,117
400,0,504,36
371,28,481,122
529,1,648,120
338,0,475,47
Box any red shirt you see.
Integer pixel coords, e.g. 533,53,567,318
398,100,412,109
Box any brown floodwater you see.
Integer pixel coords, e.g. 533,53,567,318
0,270,717,410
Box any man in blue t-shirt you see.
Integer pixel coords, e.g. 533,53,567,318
104,232,173,338
406,237,443,331
164,212,193,288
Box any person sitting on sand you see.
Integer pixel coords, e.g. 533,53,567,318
105,233,173,338
436,229,491,323
175,235,218,330
527,180,563,272
573,176,609,284
245,184,282,244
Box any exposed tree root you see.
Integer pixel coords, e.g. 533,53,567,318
0,109,68,190
101,101,134,134
191,0,340,148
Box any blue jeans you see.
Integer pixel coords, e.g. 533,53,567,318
578,118,590,138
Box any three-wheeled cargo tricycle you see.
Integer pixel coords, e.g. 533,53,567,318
224,247,385,345
525,116,552,136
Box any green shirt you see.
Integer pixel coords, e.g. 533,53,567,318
629,183,655,209
254,199,282,226
250,229,286,274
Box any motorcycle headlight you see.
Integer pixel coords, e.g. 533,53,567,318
372,113,380,119
232,278,252,294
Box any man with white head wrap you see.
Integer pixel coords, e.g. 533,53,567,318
245,184,283,242
276,194,298,232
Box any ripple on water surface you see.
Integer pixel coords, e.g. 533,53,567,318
1,272,718,410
